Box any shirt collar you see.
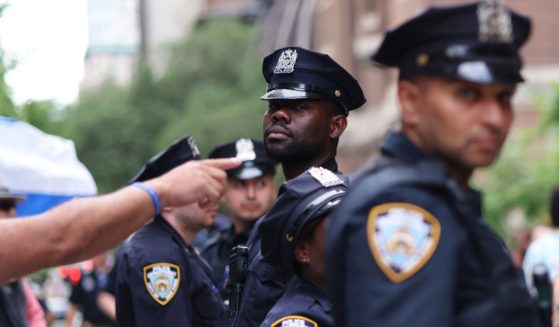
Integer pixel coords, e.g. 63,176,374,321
381,131,484,212
154,215,191,250
380,131,432,164
292,276,332,312
321,157,339,173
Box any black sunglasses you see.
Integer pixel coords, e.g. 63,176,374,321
0,201,16,211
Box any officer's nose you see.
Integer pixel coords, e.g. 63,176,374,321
246,183,256,200
270,107,291,124
481,99,512,132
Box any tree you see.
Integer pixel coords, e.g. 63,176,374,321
63,19,264,192
479,84,559,239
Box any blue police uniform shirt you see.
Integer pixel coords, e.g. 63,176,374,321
192,212,232,249
116,215,226,327
260,276,333,327
231,158,339,327
202,223,252,294
326,131,541,327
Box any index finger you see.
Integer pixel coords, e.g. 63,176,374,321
200,158,242,170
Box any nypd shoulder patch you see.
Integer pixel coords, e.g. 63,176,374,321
271,315,318,327
143,263,180,305
366,203,441,283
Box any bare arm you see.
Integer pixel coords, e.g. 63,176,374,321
0,158,240,283
97,291,116,320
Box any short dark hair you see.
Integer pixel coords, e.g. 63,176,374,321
551,187,559,227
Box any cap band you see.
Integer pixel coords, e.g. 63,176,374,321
263,82,348,114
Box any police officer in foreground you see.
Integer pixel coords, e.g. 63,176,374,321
231,46,366,327
327,1,542,326
116,135,226,327
202,138,277,293
259,167,347,327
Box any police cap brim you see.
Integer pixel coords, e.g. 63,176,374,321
229,165,265,181
260,89,326,101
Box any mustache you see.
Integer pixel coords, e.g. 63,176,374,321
264,122,293,137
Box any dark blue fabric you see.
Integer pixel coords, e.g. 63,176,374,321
372,2,531,84
201,224,251,293
116,216,226,327
326,131,541,327
129,135,199,183
260,277,333,327
192,213,232,249
208,138,277,180
230,158,340,327
262,47,366,111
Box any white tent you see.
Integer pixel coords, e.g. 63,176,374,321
0,116,97,216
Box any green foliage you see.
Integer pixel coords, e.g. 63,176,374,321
17,100,64,134
155,20,264,153
62,19,264,192
479,84,559,237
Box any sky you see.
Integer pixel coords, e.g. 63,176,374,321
0,0,88,105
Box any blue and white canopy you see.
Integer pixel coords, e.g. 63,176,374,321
0,116,97,216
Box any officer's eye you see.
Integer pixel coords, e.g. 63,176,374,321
294,103,309,111
256,179,267,188
231,181,244,189
497,90,514,107
456,87,480,102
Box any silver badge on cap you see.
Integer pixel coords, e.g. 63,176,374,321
235,138,256,161
477,0,513,44
187,135,200,156
274,49,298,74
308,167,344,187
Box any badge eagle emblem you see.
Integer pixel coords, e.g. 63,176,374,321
144,263,180,305
477,0,513,43
235,138,256,161
271,315,318,327
367,203,441,283
274,49,298,74
187,135,200,157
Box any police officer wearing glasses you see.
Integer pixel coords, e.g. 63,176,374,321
327,1,542,326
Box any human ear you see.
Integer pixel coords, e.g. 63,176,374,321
398,80,421,127
294,241,310,264
329,115,347,139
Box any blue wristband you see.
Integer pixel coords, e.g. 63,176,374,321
132,182,161,215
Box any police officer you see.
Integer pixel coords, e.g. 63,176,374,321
116,135,226,327
326,1,541,326
202,138,277,293
259,167,347,327
231,46,366,327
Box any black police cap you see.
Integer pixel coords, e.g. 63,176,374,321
209,138,276,180
372,1,531,85
261,46,366,114
259,167,348,274
130,135,200,183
